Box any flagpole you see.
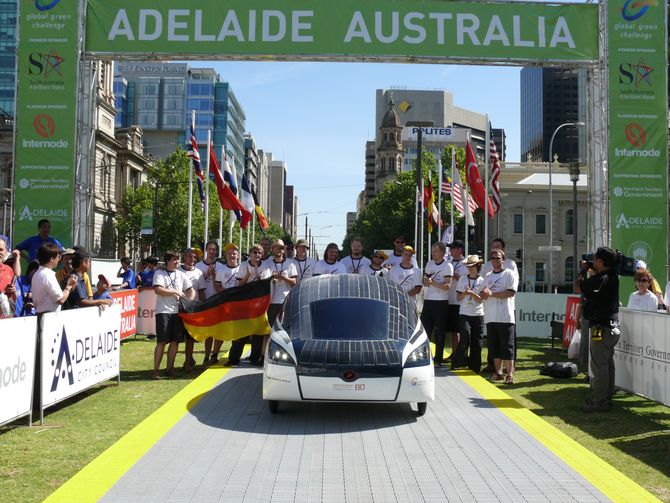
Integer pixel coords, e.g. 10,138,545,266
462,140,469,259
420,177,425,270
450,148,455,239
414,186,418,257
437,158,442,246
218,147,224,251
484,117,490,263
232,156,243,253
204,130,211,246
187,111,195,248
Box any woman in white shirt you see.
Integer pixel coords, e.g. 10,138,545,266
453,255,485,372
627,270,660,312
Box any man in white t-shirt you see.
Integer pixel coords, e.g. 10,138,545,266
290,238,316,283
195,240,224,364
31,243,78,314
388,246,422,311
179,248,204,373
314,243,347,275
210,243,241,365
383,235,417,268
152,250,195,379
421,242,453,366
341,237,371,274
446,240,468,362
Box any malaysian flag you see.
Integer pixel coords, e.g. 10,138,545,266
187,111,206,210
490,140,502,214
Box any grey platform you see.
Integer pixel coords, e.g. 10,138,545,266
101,367,609,503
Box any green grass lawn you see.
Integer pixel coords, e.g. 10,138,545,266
0,337,668,502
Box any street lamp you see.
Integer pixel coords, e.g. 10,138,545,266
569,163,581,292
521,190,532,292
547,121,584,293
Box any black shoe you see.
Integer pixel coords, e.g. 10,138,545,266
209,354,219,365
224,360,239,367
146,334,156,340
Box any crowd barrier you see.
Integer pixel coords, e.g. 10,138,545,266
110,288,139,340
0,305,121,426
513,292,572,338
137,287,156,335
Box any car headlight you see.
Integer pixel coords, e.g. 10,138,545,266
405,341,431,368
268,340,296,367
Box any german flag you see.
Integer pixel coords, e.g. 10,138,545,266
178,279,271,342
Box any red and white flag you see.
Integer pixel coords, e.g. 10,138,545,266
442,161,477,215
465,141,495,219
490,140,502,214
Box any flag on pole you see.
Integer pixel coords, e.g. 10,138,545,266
489,140,502,214
240,174,255,214
423,181,441,234
187,113,206,210
250,185,269,231
441,225,453,246
222,154,241,222
208,144,252,229
442,163,477,215
465,141,495,219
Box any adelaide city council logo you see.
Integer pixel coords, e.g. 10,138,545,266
624,123,646,147
50,326,75,392
19,206,33,221
616,213,630,229
33,114,55,138
621,0,658,21
35,0,61,11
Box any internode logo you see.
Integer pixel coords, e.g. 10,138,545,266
33,114,55,138
35,0,61,11
624,123,646,147
621,0,657,21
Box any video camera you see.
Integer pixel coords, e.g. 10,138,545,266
581,250,636,277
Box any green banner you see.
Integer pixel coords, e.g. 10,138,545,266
608,0,668,283
85,0,598,62
14,0,80,247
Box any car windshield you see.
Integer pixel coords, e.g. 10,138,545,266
280,274,415,341
309,298,389,340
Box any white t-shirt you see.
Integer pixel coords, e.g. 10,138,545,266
215,263,241,290
313,260,347,276
481,269,517,324
32,266,63,313
237,260,271,284
290,257,316,283
267,258,298,304
153,268,193,314
340,255,372,274
195,260,223,299
482,258,519,290
179,265,203,293
447,258,468,305
388,264,423,309
423,259,453,302
359,264,386,278
383,252,417,268
664,281,670,308
627,291,659,312
456,275,485,317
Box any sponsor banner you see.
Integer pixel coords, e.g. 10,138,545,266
401,126,469,144
86,0,598,62
561,296,581,349
137,288,156,335
607,0,668,288
616,308,670,406
14,0,80,246
110,289,139,340
41,305,121,408
514,292,572,338
0,317,38,426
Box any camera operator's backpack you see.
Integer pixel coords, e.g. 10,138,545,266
539,361,578,378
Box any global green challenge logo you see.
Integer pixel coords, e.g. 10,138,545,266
621,0,658,21
34,0,61,11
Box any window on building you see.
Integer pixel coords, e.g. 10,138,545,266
565,209,574,235
535,262,545,282
388,157,395,172
513,214,523,234
535,214,546,234
565,256,574,283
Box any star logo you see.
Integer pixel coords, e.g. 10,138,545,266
632,58,653,89
19,179,29,189
43,47,65,79
613,187,623,197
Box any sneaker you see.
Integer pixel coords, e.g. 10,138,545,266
489,373,504,383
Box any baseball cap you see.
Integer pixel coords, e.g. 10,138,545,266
98,274,112,287
636,259,647,269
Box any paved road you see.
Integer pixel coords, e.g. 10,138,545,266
100,367,610,503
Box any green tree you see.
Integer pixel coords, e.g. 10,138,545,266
117,149,284,257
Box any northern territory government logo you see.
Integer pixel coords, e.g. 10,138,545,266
621,0,658,21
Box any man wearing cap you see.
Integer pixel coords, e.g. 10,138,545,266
445,240,468,362
341,237,371,274
314,243,347,275
64,251,114,309
421,242,453,366
388,246,423,310
383,235,417,268
180,248,204,372
290,238,316,283
93,274,114,301
360,250,388,276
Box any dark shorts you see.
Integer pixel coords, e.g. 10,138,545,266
156,313,187,344
445,304,460,332
486,322,515,360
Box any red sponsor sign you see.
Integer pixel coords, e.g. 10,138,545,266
110,289,138,340
562,296,581,348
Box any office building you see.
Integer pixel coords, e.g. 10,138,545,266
114,63,246,176
520,67,586,163
0,0,16,235
268,158,287,230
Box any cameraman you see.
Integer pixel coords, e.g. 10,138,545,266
577,247,619,412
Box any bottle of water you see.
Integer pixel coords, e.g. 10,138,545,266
0,292,12,318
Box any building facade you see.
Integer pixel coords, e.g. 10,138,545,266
268,158,286,230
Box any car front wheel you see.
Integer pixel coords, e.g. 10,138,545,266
416,402,427,416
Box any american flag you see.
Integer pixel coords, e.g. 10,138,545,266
187,112,206,210
441,165,477,215
490,140,502,214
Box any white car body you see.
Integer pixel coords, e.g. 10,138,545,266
263,274,434,415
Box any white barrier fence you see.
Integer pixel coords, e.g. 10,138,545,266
514,292,572,338
137,288,156,335
616,308,670,406
0,317,38,427
40,305,121,421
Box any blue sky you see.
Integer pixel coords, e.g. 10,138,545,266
209,61,521,251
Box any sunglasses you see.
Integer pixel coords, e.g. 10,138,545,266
490,257,502,260
636,279,649,283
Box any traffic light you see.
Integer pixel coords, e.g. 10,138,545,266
516,248,522,260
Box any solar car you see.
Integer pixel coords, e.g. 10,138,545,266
263,274,434,416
